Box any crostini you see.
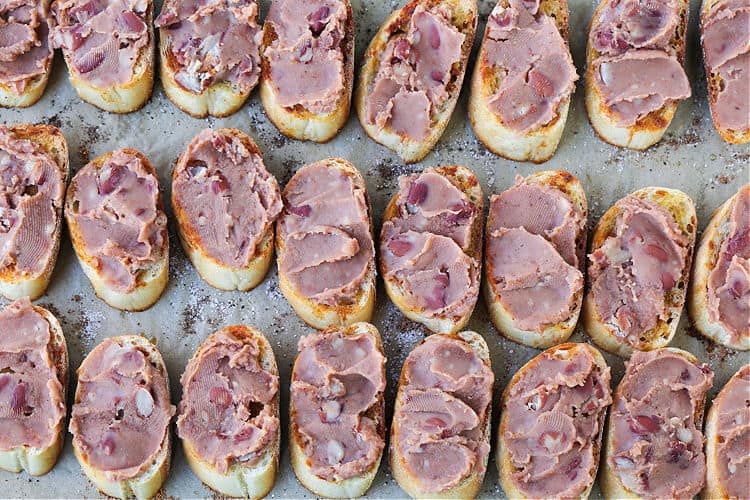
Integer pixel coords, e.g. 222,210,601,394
290,322,386,498
689,184,749,350
468,0,578,163
0,0,54,108
177,325,280,498
275,158,375,329
583,187,696,357
391,331,494,498
484,170,587,348
172,128,282,291
65,148,169,311
601,348,713,498
51,0,154,113
354,0,477,163
381,165,483,334
585,0,691,149
70,335,175,500
156,0,263,118
497,343,611,499
0,124,68,301
260,0,355,142
0,298,67,477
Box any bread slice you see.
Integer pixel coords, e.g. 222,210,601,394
259,0,355,142
172,129,276,292
496,342,608,499
354,0,477,163
0,303,68,476
468,0,573,163
390,330,492,499
583,187,696,358
600,347,709,498
584,0,689,149
182,326,279,498
381,165,483,334
689,185,749,350
290,322,385,498
72,335,171,500
65,148,168,311
58,1,154,113
0,124,68,301
275,157,375,330
484,170,587,348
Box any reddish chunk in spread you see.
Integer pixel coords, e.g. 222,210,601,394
609,349,713,498
177,326,279,474
0,0,53,93
291,325,385,481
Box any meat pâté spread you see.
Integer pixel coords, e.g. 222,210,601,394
0,0,53,93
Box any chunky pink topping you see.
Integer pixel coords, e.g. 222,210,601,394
0,0,53,93
504,345,612,497
291,327,385,481
67,149,167,293
0,298,65,452
588,195,690,348
156,0,262,93
609,349,713,498
51,0,150,88
591,0,679,54
177,327,279,474
172,129,282,269
395,334,494,493
70,338,175,481
264,0,348,114
365,3,465,141
0,127,64,278
713,364,750,498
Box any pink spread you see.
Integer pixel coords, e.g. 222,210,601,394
277,161,373,306
712,364,750,498
263,0,348,114
51,0,150,88
482,0,578,133
365,3,465,141
0,298,65,452
67,149,167,294
0,126,64,279
172,129,282,269
707,185,750,343
381,169,480,320
589,0,691,126
394,334,494,493
156,0,262,94
588,195,689,348
0,0,53,93
177,326,279,474
503,345,612,497
70,337,174,480
291,327,385,480
609,349,713,498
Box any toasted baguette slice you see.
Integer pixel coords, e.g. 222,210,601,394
583,187,696,357
72,335,171,500
0,72,51,108
484,170,587,348
584,0,689,149
689,185,750,350
290,322,385,498
468,0,573,163
0,124,68,301
182,326,279,498
381,165,483,334
275,158,375,329
497,343,608,499
390,330,492,499
0,303,68,476
65,149,168,311
354,0,477,163
259,0,355,142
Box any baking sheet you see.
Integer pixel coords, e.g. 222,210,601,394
1,0,749,497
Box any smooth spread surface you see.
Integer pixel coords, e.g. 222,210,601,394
712,364,750,498
0,0,52,93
